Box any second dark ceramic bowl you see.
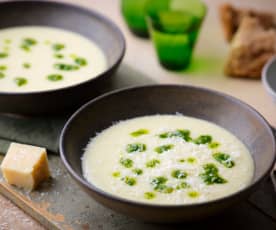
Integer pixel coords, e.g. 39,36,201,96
60,85,276,222
0,1,125,115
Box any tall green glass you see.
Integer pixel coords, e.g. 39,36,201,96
121,0,149,37
147,0,207,70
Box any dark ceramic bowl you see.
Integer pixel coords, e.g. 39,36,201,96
262,56,276,103
0,1,125,115
60,85,276,222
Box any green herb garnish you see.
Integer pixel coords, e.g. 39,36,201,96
213,152,235,168
0,52,8,58
120,158,133,168
0,72,5,79
23,62,31,69
159,129,191,141
75,57,87,66
130,129,149,137
144,192,156,200
54,63,79,71
176,182,190,190
200,163,227,185
194,135,212,144
151,176,173,193
208,142,220,149
146,159,160,168
47,74,63,82
154,144,174,154
132,168,143,175
54,53,64,59
52,43,65,51
187,157,196,164
20,38,37,52
171,170,187,179
0,65,7,71
112,171,121,178
122,176,136,186
188,191,199,198
126,143,146,153
14,77,27,87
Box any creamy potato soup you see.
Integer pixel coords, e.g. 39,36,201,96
82,115,254,204
0,26,107,92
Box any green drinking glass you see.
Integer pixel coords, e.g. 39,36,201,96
147,0,207,70
121,0,149,37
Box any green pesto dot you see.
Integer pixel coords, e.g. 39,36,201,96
47,74,63,82
188,191,199,198
130,129,149,137
154,144,174,154
120,158,133,168
23,62,31,69
171,170,187,179
20,44,30,52
208,142,220,149
122,176,136,186
23,38,37,46
150,176,174,193
112,171,121,178
70,53,77,59
0,72,5,79
200,163,227,185
54,63,79,71
0,65,7,71
187,157,196,164
159,129,192,141
0,52,8,58
146,159,160,168
52,43,65,51
75,57,87,66
54,53,64,59
14,77,27,86
176,182,190,190
126,143,146,153
213,152,235,168
194,135,212,145
178,159,185,163
144,192,156,200
132,168,143,175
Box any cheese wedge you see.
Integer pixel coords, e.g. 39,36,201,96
0,143,50,190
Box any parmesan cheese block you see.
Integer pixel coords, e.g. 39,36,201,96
0,143,50,190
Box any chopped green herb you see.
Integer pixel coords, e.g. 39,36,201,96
75,57,87,66
52,43,65,51
54,53,64,59
23,62,31,69
130,129,149,137
14,77,27,87
4,39,11,44
213,152,235,168
0,65,7,71
208,142,220,149
20,38,37,52
144,192,156,200
54,63,79,71
159,129,191,141
126,143,146,153
132,168,143,175
176,182,190,190
0,52,8,58
188,191,199,198
154,144,174,154
122,176,136,186
146,159,160,168
171,170,187,179
47,74,63,82
178,159,185,163
112,171,121,178
194,135,212,144
120,158,133,168
187,157,196,164
0,72,5,79
200,163,227,185
151,176,173,193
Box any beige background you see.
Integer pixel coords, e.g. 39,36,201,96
1,0,276,229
